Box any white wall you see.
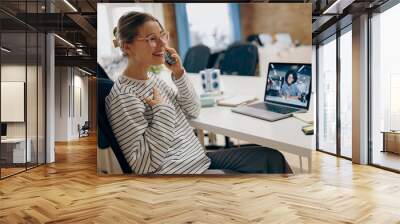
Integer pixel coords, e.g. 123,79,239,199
1,63,47,164
55,67,69,141
1,65,36,137
54,67,89,141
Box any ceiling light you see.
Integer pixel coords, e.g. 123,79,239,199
54,34,75,48
1,47,11,53
323,0,354,15
63,0,78,12
78,67,92,76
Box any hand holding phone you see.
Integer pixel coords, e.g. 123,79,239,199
164,51,177,65
164,47,184,79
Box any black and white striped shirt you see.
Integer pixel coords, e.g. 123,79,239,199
106,72,211,174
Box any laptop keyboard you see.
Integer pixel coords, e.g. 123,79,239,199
251,103,298,114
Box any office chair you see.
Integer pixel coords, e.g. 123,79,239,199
97,62,111,79
183,44,211,73
246,34,264,46
78,121,90,138
219,43,258,76
97,64,133,174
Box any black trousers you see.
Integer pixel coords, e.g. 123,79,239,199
206,146,292,174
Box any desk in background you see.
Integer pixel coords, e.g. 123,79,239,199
382,131,400,154
1,138,32,165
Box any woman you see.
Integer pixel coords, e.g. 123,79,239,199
280,70,301,100
106,11,291,174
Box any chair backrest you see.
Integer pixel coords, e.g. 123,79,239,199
97,62,111,79
81,121,90,130
97,76,133,173
246,34,263,46
219,43,258,76
183,45,211,73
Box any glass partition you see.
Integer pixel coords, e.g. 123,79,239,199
1,31,28,177
0,0,46,179
317,36,337,155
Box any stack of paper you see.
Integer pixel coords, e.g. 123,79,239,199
293,112,314,124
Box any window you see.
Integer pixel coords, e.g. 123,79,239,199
317,25,353,159
317,37,337,155
185,3,234,52
339,28,352,158
370,2,400,171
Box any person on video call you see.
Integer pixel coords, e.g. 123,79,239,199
106,11,291,174
280,70,301,100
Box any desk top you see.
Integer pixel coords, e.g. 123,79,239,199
1,138,26,143
381,131,400,134
160,72,314,155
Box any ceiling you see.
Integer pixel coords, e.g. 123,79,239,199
1,0,394,71
312,0,390,43
0,0,97,72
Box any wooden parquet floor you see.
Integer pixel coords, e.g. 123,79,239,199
1,135,400,224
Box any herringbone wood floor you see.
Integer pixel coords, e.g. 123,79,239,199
1,135,400,224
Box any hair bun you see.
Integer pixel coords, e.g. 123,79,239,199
113,39,119,48
113,26,119,48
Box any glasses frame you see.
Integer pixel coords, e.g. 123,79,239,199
136,31,169,47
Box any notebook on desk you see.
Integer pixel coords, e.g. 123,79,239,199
293,112,314,124
217,96,258,107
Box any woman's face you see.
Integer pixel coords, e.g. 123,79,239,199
287,74,294,84
123,21,167,66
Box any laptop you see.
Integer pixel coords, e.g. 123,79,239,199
232,62,312,121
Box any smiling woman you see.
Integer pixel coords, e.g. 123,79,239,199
106,11,210,174
99,9,292,175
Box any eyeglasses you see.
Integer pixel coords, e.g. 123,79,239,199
136,31,169,47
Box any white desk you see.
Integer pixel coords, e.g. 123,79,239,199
187,74,313,173
1,138,31,163
159,71,314,172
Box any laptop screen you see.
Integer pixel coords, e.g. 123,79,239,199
264,63,312,109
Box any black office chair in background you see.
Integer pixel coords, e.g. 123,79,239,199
78,121,90,138
183,44,211,73
219,43,258,76
246,34,264,46
97,64,132,174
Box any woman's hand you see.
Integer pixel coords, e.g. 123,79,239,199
164,46,185,79
145,87,163,107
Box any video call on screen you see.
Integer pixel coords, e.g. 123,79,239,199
265,63,312,108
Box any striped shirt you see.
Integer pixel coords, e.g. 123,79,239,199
105,72,211,174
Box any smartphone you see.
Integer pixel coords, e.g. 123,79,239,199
164,51,176,65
